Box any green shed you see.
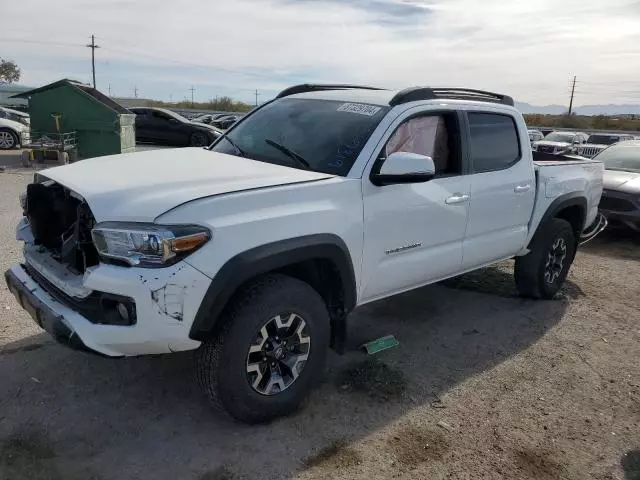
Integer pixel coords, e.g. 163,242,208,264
13,79,135,159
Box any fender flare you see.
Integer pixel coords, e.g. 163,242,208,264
189,234,357,341
529,193,587,247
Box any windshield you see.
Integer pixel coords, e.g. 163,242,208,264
587,135,618,145
595,143,640,172
210,98,389,176
544,132,575,143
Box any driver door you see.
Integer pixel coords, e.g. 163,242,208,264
150,111,183,144
360,109,471,303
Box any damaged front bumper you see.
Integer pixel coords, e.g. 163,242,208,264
4,259,212,357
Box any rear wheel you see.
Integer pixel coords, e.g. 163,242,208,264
0,128,18,150
190,131,209,147
515,218,576,299
196,274,330,423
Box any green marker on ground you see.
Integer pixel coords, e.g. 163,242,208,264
361,335,399,355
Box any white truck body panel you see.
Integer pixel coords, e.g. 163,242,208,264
6,89,604,357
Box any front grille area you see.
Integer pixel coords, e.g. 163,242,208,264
599,194,635,212
26,182,99,273
538,145,554,153
580,146,603,158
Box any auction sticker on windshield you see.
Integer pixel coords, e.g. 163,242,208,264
337,103,382,116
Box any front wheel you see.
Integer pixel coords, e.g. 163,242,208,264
0,128,18,150
196,274,330,423
514,218,576,299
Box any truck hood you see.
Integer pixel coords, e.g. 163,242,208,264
41,148,333,221
603,169,640,193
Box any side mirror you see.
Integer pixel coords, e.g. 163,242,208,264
372,151,436,186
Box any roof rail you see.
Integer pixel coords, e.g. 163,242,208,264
389,87,514,107
275,84,385,99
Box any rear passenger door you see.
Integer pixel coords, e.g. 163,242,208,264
461,111,536,269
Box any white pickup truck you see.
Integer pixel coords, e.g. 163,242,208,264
5,84,605,423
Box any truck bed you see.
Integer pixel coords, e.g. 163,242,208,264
534,158,602,167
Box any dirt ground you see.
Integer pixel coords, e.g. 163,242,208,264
0,163,639,480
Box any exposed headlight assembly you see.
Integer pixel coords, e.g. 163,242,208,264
91,223,210,267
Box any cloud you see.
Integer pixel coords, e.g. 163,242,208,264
2,0,640,106
291,0,433,26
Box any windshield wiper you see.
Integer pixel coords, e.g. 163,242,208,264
264,138,311,170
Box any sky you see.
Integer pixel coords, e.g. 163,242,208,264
2,0,640,107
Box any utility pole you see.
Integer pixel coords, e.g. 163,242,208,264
133,86,138,99
255,89,260,106
85,35,100,89
108,83,111,96
189,86,195,107
568,75,576,115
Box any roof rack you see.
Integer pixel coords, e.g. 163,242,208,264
389,87,514,107
275,84,385,99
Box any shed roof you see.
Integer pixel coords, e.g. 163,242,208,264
11,79,131,114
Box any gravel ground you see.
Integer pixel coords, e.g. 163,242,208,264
0,164,639,480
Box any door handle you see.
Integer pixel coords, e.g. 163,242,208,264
445,193,470,205
514,184,531,193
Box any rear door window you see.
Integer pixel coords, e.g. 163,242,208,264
468,112,521,173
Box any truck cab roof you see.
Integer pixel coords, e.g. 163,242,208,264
282,84,518,113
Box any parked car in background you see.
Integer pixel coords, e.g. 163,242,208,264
130,107,222,147
0,116,29,150
594,140,640,231
539,127,554,136
532,131,588,155
577,133,635,158
192,113,230,125
211,115,240,129
0,106,30,126
5,83,604,424
528,129,544,145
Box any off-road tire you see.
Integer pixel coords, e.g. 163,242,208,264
515,218,576,299
195,274,330,424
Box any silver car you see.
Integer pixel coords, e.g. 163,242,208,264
577,133,634,158
595,140,640,231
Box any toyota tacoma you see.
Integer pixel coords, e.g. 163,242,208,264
5,84,606,423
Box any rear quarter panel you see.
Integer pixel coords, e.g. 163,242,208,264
527,160,604,244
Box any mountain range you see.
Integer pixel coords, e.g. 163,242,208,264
516,102,640,116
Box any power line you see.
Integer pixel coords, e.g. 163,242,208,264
0,37,82,48
101,45,276,80
85,34,100,88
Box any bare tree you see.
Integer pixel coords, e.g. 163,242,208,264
0,59,21,83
